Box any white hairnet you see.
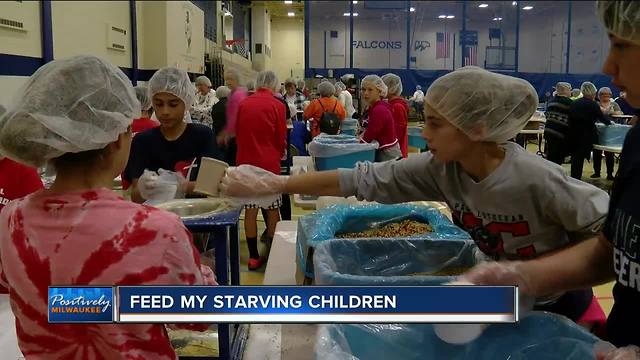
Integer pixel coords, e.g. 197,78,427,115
318,81,336,97
195,75,212,87
555,82,572,92
256,71,279,92
335,82,346,92
381,73,403,97
571,89,582,97
416,85,422,91
134,85,152,111
215,85,231,99
361,75,388,98
149,67,196,109
581,82,598,98
0,55,140,168
297,79,306,90
597,1,640,44
598,86,613,95
224,68,241,82
284,78,297,87
425,66,538,143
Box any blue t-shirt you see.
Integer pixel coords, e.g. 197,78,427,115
125,123,221,182
603,125,640,347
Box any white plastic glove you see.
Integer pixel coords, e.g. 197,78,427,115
138,169,186,201
596,345,640,360
462,261,533,295
220,165,288,197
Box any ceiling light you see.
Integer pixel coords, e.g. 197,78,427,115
479,4,489,8
512,1,517,5
288,12,295,16
353,13,359,16
446,15,455,19
493,17,503,21
438,15,447,19
410,7,415,12
353,0,358,3
523,6,533,10
344,12,351,16
284,0,293,4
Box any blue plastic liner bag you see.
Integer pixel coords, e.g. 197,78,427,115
315,312,602,360
596,123,631,147
297,203,471,278
314,239,486,285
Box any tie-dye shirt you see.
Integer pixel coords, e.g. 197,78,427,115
0,187,216,359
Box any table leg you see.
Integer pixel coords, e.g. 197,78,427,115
214,229,229,286
218,323,230,360
229,224,241,286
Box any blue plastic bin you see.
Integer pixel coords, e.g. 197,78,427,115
341,118,358,136
408,126,427,149
313,150,375,171
296,204,471,278
308,134,376,171
596,123,631,147
314,239,482,285
316,312,600,360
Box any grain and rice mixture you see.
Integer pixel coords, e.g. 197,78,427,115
336,219,433,238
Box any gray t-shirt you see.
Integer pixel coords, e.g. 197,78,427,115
339,142,609,261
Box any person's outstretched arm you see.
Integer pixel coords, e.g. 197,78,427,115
465,234,614,297
222,153,446,204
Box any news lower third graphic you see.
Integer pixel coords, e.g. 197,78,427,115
48,286,518,324
48,287,114,323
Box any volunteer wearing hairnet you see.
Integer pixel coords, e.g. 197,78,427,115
411,84,425,121
0,104,43,213
235,70,288,270
131,85,159,134
360,74,401,161
543,82,573,165
593,87,622,180
382,73,409,158
127,67,221,203
220,68,248,165
567,82,611,180
463,2,640,355
303,81,346,137
335,81,356,118
211,85,231,136
191,75,218,128
121,85,160,191
220,67,609,324
0,55,216,359
284,78,306,113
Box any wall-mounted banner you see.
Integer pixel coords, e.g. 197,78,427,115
48,286,518,324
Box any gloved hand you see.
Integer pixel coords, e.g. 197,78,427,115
138,169,186,201
462,261,534,296
220,165,288,197
596,344,640,360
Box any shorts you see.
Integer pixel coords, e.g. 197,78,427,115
243,195,283,210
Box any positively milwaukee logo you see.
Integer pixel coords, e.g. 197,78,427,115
48,287,114,323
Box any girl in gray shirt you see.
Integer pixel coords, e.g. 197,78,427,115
221,67,610,323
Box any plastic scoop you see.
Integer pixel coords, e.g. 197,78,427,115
434,280,535,345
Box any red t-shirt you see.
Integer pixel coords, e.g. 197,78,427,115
132,117,159,135
236,88,287,174
0,158,43,213
389,97,409,157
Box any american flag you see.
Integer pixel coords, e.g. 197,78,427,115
436,32,451,59
463,45,477,66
